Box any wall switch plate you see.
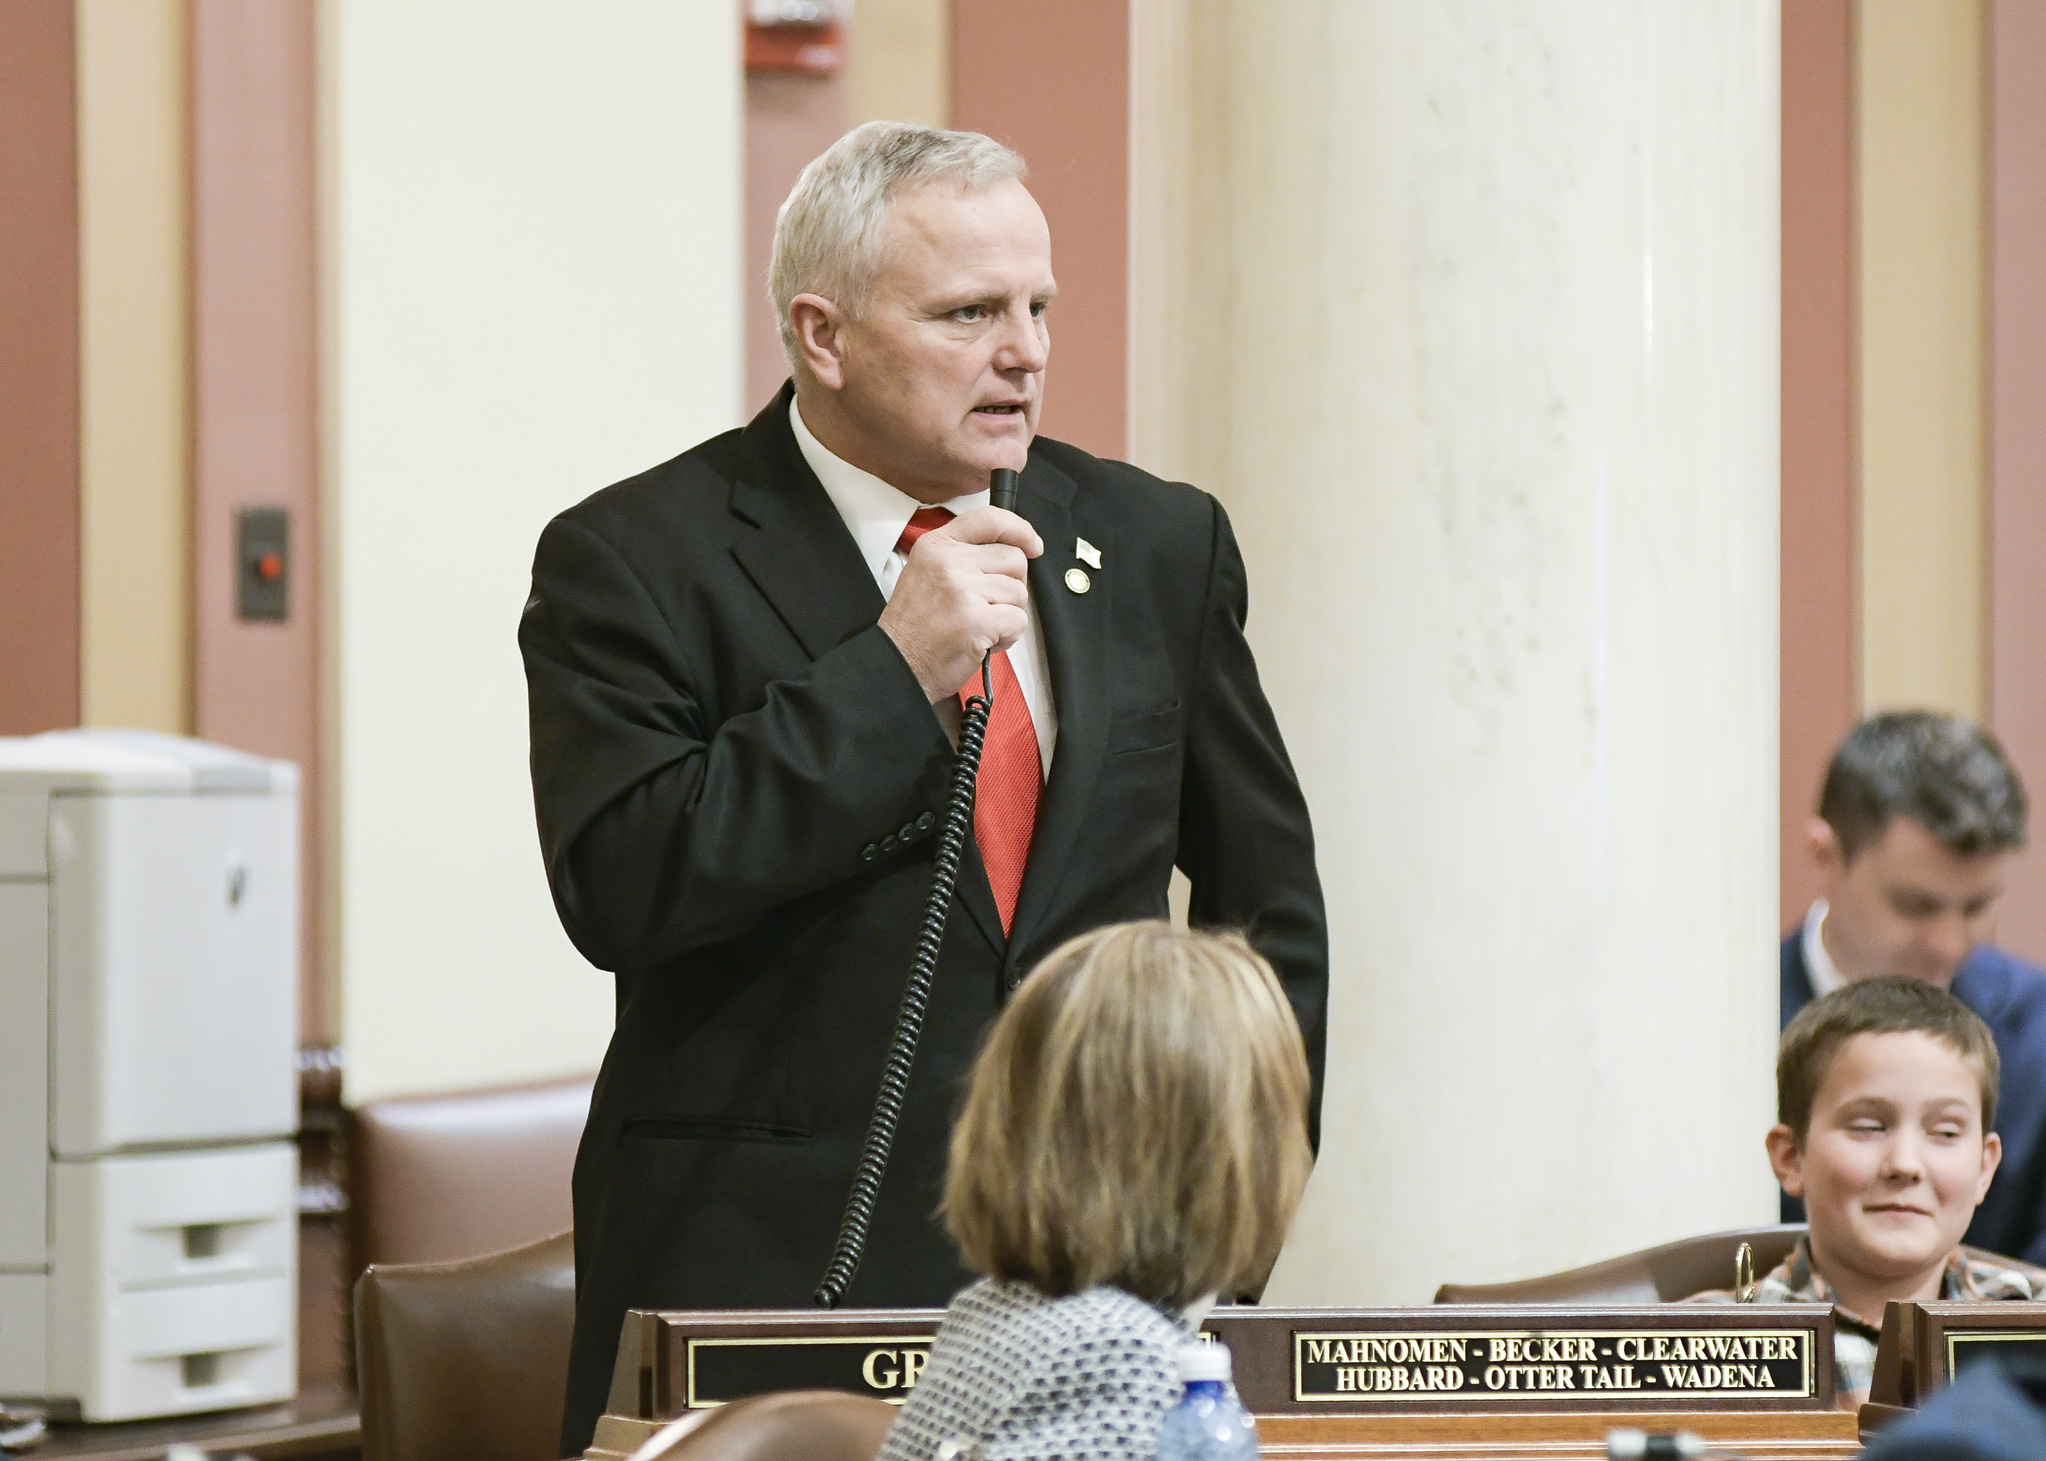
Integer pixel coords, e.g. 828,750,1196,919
236,508,288,623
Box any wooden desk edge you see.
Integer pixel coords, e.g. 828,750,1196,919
1857,1400,1912,1442
583,1405,1861,1461
30,1388,360,1461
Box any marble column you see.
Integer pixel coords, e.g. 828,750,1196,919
1132,1,1781,1300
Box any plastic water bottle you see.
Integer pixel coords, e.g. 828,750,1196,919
1155,1341,1258,1460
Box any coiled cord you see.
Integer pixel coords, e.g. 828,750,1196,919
815,662,995,1308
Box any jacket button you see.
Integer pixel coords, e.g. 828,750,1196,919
916,811,935,831
881,834,898,853
861,844,877,861
898,822,916,841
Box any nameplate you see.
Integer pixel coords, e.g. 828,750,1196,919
1949,1330,2046,1374
685,1334,935,1408
613,1304,1836,1419
1870,1300,2046,1406
1290,1328,1813,1402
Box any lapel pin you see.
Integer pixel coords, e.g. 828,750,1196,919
1064,567,1091,594
1075,537,1102,569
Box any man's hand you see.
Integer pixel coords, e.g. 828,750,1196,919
880,507,1044,702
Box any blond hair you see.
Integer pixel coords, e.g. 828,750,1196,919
769,121,1027,368
941,922,1313,1308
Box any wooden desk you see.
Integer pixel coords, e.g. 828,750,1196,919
585,1304,1862,1461
27,1385,359,1461
1256,1410,1856,1459
1869,1298,2046,1407
1859,1298,2046,1444
589,1402,1858,1460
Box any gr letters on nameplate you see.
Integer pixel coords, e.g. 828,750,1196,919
606,1305,1836,1420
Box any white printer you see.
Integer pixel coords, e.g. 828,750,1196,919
0,731,298,1421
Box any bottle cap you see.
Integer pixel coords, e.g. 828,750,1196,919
1176,1340,1232,1383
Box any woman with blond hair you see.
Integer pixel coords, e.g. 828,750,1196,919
877,921,1315,1461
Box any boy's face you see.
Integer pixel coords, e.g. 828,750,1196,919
1768,1031,2001,1288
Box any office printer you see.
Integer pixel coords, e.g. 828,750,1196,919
0,731,298,1420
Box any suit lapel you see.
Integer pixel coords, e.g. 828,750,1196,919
728,385,1007,961
1003,454,1108,982
728,385,887,660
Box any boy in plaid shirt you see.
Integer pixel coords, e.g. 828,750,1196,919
1692,977,2046,1406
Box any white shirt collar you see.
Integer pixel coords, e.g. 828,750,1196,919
789,396,989,573
1803,899,1847,998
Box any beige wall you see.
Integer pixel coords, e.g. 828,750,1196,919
848,0,950,127
324,1,744,1102
1856,0,1987,718
1128,0,1224,486
75,0,191,735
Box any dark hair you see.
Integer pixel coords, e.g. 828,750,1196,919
1819,711,2027,862
1778,975,1999,1140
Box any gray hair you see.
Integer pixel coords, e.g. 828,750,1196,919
769,121,1027,369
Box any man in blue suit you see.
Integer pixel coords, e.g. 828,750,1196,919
1783,711,2046,1263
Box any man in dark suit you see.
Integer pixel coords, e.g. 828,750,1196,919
521,122,1327,1454
1781,712,2046,1264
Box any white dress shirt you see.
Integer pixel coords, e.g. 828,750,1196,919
790,397,1057,775
1802,899,1847,997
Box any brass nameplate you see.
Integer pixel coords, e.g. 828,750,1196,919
1870,1300,2046,1404
1947,1330,2046,1379
633,1304,1832,1421
1293,1329,1814,1403
684,1335,934,1409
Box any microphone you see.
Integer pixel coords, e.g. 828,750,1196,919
990,467,1020,515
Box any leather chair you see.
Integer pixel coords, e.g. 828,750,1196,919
348,1075,594,1277
1433,1224,1807,1305
634,1391,897,1461
355,1228,576,1461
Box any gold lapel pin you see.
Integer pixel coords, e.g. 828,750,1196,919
1064,567,1091,594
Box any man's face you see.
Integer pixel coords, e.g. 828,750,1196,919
823,179,1053,500
1814,816,2007,988
1770,1031,1999,1293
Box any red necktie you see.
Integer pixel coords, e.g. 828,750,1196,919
895,507,1042,934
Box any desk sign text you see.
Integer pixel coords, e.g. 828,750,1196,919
1293,1329,1814,1403
684,1335,934,1408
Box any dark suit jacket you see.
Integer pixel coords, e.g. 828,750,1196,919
1781,929,2046,1264
521,385,1328,1453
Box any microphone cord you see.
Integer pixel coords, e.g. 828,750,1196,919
815,469,1020,1309
815,660,990,1308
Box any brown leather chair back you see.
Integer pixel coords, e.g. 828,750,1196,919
348,1076,593,1277
642,1391,896,1461
1433,1225,1806,1305
355,1229,576,1461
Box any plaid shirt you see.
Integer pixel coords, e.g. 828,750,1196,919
1690,1236,2046,1404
